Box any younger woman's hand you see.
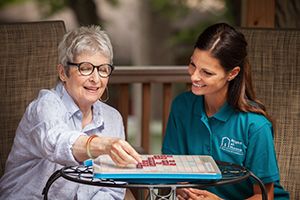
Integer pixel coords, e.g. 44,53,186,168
177,188,223,200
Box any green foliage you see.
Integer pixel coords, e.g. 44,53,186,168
159,0,236,63
150,0,189,19
0,0,120,18
170,20,231,47
106,0,119,7
36,0,67,17
0,0,30,8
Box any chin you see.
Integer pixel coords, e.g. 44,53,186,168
85,95,100,103
191,88,204,96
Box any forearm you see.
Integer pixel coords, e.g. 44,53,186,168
247,183,274,200
72,134,142,165
27,120,84,166
247,194,274,200
72,135,90,162
72,135,115,161
247,194,267,200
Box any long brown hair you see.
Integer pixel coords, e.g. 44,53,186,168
194,23,271,120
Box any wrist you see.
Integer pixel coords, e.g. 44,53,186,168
86,135,99,159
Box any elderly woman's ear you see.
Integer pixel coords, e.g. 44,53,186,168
57,64,67,82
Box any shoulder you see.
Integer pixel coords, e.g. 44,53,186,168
26,88,66,121
238,111,272,136
36,88,64,108
245,112,271,126
173,91,198,103
171,91,203,111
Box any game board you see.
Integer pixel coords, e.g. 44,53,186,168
93,155,222,183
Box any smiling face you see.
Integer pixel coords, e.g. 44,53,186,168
58,52,109,111
188,48,232,101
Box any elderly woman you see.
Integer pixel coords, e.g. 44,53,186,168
0,26,141,200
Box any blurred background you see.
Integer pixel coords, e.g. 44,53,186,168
1,0,299,153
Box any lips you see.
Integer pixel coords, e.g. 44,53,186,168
84,86,99,91
192,82,206,88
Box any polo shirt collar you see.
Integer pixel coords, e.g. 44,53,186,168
212,102,235,122
193,95,235,122
193,95,205,117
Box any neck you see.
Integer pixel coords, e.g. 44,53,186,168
204,91,227,117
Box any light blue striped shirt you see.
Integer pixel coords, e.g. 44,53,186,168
0,82,125,200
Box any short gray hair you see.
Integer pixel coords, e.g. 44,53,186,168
58,25,113,68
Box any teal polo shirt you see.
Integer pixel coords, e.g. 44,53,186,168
162,91,289,199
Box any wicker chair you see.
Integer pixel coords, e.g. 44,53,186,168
0,21,66,177
0,21,299,199
240,28,300,199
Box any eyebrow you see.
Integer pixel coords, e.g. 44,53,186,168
190,60,216,75
190,60,196,67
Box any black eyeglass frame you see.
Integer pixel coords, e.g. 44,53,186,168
67,61,114,78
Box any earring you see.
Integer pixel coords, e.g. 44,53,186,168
100,87,109,102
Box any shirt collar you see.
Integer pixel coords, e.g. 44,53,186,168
193,95,205,117
193,95,235,122
91,101,104,127
55,82,104,129
212,102,235,122
55,82,79,117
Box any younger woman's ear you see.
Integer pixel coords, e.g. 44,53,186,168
57,64,67,82
228,66,240,81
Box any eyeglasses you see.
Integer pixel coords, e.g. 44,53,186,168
67,61,114,78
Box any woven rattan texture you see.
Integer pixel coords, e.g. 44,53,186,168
0,21,66,177
0,22,298,199
240,28,300,199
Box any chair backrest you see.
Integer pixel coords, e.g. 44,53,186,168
0,21,66,177
239,28,300,199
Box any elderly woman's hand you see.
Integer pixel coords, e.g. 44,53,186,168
177,188,223,200
100,136,142,167
72,135,142,166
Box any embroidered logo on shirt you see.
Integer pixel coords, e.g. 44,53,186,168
220,137,244,155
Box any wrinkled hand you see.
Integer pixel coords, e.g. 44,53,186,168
177,188,222,200
100,136,142,167
177,188,189,199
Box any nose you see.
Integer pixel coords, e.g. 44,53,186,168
89,68,101,83
190,69,201,81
